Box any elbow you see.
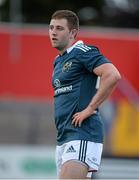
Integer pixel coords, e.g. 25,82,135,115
111,71,121,84
109,64,121,83
115,71,121,81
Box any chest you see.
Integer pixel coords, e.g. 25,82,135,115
52,58,85,86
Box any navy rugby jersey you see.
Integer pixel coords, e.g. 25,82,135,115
52,40,111,145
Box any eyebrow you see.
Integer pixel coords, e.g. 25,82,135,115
49,25,65,29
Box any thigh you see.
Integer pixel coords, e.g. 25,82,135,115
56,141,89,179
56,140,103,179
62,140,103,172
59,140,90,179
59,160,88,179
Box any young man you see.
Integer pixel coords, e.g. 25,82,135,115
49,10,121,179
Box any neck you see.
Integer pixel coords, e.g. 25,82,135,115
58,40,76,55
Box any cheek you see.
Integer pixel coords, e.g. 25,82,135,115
59,32,70,39
61,32,70,40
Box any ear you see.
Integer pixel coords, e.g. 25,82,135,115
70,29,78,38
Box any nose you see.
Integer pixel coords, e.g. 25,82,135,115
51,28,57,36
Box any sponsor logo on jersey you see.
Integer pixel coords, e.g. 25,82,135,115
66,145,76,153
54,85,72,95
54,79,61,88
62,61,72,72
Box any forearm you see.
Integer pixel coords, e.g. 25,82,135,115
72,63,121,126
87,72,120,114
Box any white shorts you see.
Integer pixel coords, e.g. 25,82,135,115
56,140,103,178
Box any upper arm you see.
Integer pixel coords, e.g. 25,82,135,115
93,63,120,77
77,46,111,73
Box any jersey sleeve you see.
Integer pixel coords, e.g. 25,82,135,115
77,47,111,73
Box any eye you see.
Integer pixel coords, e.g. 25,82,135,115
56,26,64,31
49,25,54,30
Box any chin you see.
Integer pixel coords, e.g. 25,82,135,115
51,43,56,47
53,45,59,49
53,44,60,49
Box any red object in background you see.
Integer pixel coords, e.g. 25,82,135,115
0,26,139,100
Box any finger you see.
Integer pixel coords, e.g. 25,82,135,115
74,119,79,127
72,113,78,118
72,117,77,124
72,117,79,127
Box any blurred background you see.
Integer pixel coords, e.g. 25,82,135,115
0,0,139,178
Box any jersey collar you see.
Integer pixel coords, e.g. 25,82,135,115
67,40,84,54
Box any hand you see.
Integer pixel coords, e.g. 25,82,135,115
72,107,97,127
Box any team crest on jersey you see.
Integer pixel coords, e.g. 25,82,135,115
62,61,72,72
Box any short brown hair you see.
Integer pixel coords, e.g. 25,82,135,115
51,10,79,31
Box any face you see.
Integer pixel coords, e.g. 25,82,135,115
49,18,76,53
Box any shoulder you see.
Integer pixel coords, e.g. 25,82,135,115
73,43,100,56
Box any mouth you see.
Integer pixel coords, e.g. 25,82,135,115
52,38,58,41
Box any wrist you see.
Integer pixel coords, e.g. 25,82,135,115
86,105,96,116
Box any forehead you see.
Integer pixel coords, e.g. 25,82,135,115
50,18,68,27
